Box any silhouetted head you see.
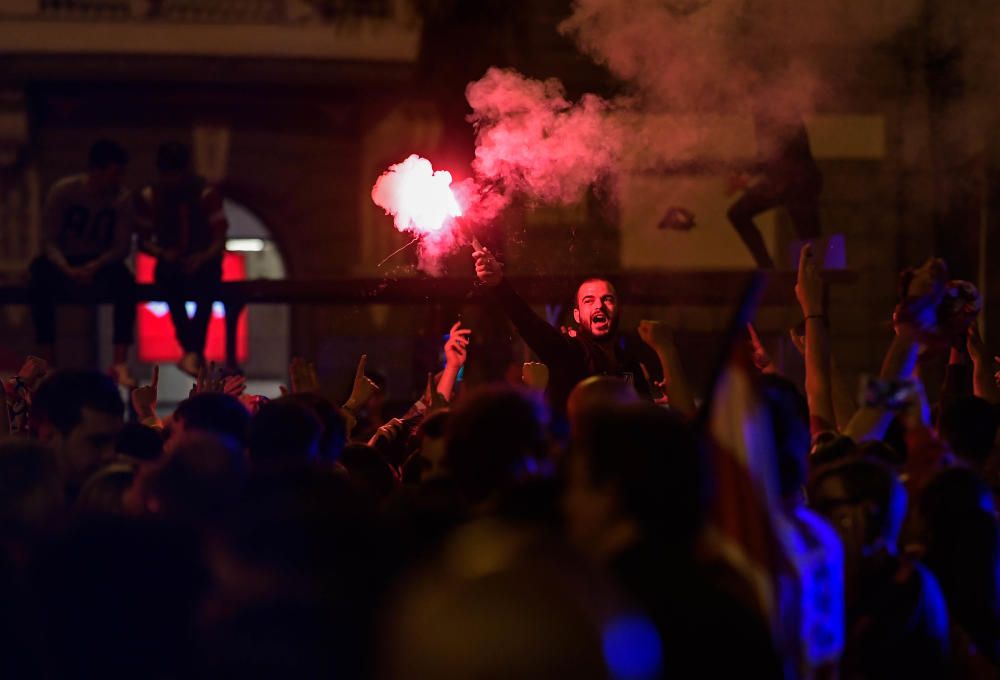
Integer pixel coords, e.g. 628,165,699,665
31,370,124,491
87,139,128,193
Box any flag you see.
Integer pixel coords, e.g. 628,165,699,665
703,343,785,624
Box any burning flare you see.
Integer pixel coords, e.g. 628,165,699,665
371,155,463,236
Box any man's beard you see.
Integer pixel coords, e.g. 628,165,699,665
582,311,618,340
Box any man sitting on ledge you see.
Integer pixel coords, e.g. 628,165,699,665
28,139,137,387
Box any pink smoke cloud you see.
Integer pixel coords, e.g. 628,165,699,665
463,67,625,220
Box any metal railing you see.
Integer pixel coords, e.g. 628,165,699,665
13,1,395,23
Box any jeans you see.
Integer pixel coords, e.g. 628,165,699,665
154,257,223,355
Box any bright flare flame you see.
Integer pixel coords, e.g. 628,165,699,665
371,155,463,236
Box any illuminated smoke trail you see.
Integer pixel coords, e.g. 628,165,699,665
449,0,933,237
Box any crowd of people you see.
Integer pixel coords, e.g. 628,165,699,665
1,143,999,679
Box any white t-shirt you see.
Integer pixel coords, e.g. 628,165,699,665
43,174,133,263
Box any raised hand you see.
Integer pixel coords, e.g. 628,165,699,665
132,365,159,420
967,322,988,364
189,362,235,396
894,258,948,333
344,354,380,413
65,265,95,285
795,243,824,318
472,237,502,287
368,417,405,449
17,355,49,392
222,373,247,398
788,326,806,356
966,322,1000,404
444,321,471,368
746,323,775,374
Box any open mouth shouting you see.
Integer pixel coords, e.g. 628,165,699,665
591,311,611,334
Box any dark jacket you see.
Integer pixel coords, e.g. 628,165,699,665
488,279,657,412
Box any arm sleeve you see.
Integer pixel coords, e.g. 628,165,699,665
489,279,574,367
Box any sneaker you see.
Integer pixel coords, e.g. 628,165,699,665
177,352,201,378
109,363,137,389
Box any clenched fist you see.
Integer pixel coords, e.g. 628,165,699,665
472,237,502,287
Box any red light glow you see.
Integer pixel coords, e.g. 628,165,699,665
135,253,248,364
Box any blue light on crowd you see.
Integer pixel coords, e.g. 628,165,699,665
602,615,664,680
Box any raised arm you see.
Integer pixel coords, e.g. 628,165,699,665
83,190,135,272
638,320,696,417
437,321,470,403
843,259,945,442
788,326,857,431
472,239,573,367
341,354,381,435
966,322,1000,405
795,243,835,436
